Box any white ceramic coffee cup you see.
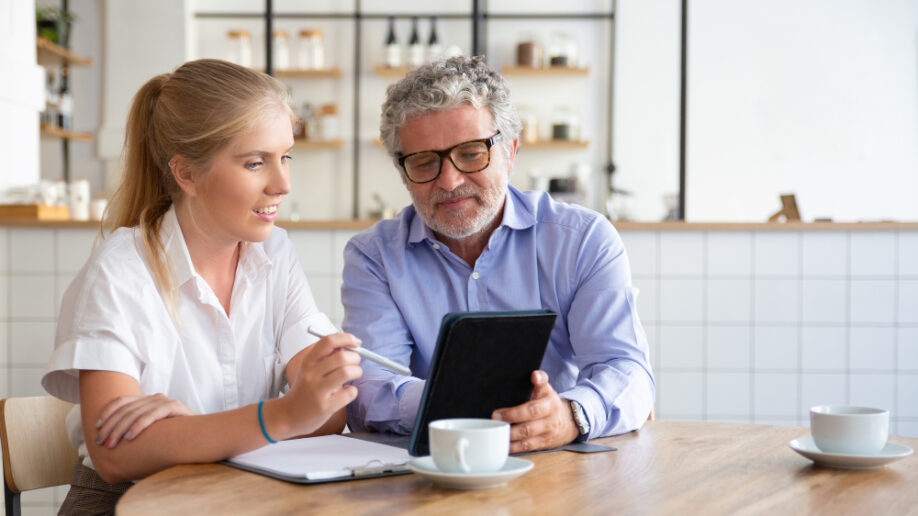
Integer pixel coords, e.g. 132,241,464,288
810,405,889,455
429,418,509,474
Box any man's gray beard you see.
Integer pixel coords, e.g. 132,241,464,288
411,177,507,240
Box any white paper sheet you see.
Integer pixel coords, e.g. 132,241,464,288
226,434,412,480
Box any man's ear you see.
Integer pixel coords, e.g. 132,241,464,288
505,137,519,174
169,156,197,197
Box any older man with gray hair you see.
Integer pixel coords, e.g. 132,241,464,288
343,56,654,452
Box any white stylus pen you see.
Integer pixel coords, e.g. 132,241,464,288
306,326,411,376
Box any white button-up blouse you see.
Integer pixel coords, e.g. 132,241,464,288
42,207,336,468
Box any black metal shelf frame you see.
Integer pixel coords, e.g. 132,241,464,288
195,1,617,219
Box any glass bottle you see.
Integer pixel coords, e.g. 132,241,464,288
427,16,443,62
385,17,401,68
43,70,58,126
408,17,424,68
57,67,72,129
226,29,252,68
291,87,305,139
273,29,290,70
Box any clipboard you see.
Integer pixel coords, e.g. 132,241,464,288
224,434,412,484
408,309,557,456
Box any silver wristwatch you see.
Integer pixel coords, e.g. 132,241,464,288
568,399,590,436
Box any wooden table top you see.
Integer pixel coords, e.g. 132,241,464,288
116,420,918,515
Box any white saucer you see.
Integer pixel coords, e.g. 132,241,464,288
407,456,534,489
789,436,914,469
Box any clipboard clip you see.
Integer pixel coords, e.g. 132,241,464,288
351,459,410,476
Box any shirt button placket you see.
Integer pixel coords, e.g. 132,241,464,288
468,271,481,310
219,317,238,409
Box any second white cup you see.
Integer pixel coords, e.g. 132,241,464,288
429,418,509,474
810,405,888,455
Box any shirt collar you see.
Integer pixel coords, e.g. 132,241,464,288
159,205,272,291
160,206,196,288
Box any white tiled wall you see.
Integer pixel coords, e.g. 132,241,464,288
0,226,361,398
1,226,916,513
622,229,918,436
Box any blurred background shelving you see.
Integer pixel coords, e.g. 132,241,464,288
193,0,614,220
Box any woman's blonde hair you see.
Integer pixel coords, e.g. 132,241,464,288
105,58,294,300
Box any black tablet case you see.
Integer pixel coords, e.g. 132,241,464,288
408,310,557,456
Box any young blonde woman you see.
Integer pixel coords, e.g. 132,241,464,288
41,59,362,513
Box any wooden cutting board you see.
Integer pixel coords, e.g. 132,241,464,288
0,204,70,220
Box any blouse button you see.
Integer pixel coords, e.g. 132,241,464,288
471,272,480,280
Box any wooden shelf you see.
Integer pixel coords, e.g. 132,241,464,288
294,138,342,149
36,36,92,67
522,139,589,149
502,65,590,76
374,64,412,77
372,138,587,150
0,203,70,221
40,123,93,141
273,67,342,78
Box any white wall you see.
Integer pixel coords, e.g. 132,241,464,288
96,0,190,197
0,0,44,193
612,0,682,221
686,0,918,222
613,0,918,222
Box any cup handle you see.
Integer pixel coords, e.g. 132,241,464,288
455,437,470,473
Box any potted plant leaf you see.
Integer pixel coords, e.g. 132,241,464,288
36,7,76,47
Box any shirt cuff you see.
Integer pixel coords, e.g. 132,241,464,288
43,339,143,403
560,386,604,441
396,379,426,434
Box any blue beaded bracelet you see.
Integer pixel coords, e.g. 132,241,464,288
257,399,277,444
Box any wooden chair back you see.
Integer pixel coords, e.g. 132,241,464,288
0,396,78,516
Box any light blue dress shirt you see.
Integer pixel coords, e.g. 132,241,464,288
342,186,655,440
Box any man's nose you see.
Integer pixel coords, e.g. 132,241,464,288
434,156,465,191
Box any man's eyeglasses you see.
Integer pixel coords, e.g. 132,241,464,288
396,132,503,184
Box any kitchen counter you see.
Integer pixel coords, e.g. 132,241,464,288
2,219,918,230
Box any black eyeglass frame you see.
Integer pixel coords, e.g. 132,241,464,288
396,132,503,184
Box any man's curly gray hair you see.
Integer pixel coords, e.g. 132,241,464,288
379,55,522,158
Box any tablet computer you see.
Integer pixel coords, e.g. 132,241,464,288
408,309,557,456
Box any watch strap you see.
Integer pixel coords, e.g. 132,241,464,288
568,399,591,437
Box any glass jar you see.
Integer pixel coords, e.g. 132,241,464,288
516,33,543,68
69,179,90,221
302,103,321,141
517,106,539,144
319,103,339,141
548,32,577,68
298,29,325,70
226,29,252,68
551,105,579,141
273,29,290,70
